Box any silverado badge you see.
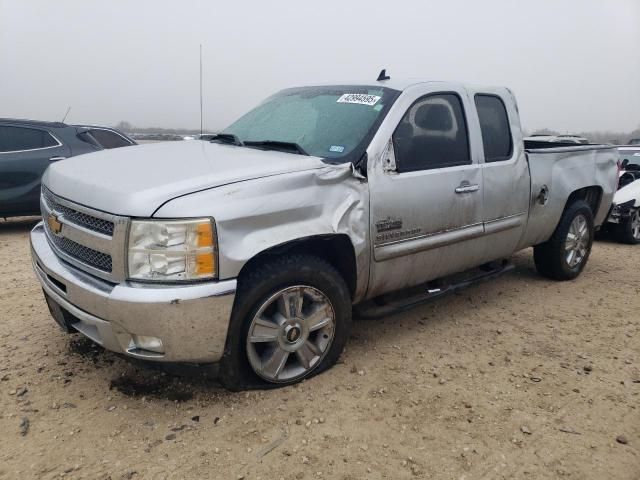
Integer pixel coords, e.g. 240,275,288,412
375,216,403,233
47,213,63,236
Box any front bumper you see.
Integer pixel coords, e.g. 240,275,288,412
30,222,236,363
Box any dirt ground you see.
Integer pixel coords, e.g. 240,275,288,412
0,216,638,480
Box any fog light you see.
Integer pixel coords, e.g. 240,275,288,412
131,335,164,354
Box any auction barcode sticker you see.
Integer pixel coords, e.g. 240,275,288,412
337,93,381,106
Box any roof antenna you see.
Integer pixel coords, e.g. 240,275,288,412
61,106,71,123
377,69,390,81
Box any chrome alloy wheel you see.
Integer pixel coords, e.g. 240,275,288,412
246,286,336,383
631,209,640,240
565,214,590,268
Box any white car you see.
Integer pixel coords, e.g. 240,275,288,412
607,146,640,243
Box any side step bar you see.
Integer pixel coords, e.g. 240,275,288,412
354,260,515,320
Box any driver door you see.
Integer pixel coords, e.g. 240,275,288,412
366,87,485,298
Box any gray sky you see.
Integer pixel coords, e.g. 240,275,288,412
1,0,639,133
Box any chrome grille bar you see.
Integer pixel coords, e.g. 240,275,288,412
40,187,129,282
42,187,115,236
48,234,113,272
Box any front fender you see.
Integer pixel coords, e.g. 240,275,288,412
154,164,371,301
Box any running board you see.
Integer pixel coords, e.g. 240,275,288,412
354,260,514,320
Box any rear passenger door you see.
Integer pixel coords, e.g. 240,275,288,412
367,87,485,297
472,91,530,261
0,125,70,215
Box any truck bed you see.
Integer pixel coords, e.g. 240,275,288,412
518,144,619,249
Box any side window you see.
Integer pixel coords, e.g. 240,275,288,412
392,93,470,172
474,94,513,162
89,129,132,149
0,125,58,153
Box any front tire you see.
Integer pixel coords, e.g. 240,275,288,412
219,254,352,390
534,200,594,280
614,208,640,244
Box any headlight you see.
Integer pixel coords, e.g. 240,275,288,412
612,200,635,217
127,218,216,281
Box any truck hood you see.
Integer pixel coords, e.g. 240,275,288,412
43,141,328,216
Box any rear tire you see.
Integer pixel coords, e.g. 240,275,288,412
534,200,594,281
219,254,352,390
614,208,640,244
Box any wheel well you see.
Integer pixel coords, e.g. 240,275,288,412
237,234,358,299
566,186,602,215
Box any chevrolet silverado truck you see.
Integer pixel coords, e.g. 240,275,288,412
30,78,619,389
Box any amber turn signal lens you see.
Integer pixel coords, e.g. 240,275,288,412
196,222,214,247
195,252,215,276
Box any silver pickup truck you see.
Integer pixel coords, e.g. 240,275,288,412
30,78,619,389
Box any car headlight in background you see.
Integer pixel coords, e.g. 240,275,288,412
127,218,216,281
611,200,635,217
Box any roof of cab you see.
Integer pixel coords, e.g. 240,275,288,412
295,78,506,94
375,78,458,90
299,78,444,91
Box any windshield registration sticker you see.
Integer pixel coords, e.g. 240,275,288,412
337,93,381,106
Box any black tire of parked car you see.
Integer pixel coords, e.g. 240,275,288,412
533,200,594,281
219,254,352,390
614,209,640,245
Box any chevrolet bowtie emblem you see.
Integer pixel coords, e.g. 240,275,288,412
47,213,63,236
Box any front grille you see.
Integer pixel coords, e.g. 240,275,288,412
41,186,126,281
42,188,114,236
48,233,113,272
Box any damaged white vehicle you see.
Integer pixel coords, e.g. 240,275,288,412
606,146,640,243
30,78,619,389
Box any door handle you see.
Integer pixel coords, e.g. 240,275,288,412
455,183,479,194
49,156,66,162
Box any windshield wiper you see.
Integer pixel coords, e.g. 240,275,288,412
209,133,244,146
243,140,309,156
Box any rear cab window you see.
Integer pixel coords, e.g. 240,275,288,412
474,94,513,162
0,125,59,153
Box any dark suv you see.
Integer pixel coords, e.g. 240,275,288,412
0,119,135,218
